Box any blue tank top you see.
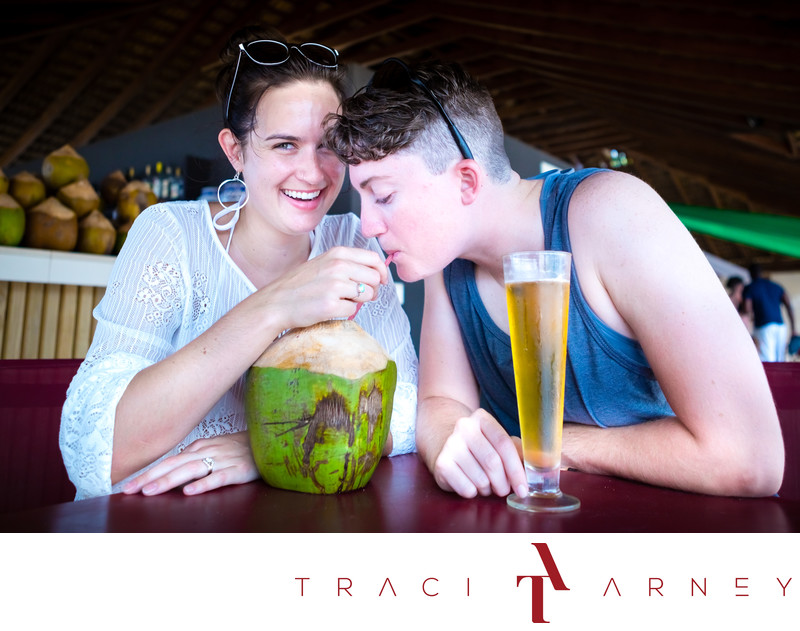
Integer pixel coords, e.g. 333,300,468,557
443,168,673,435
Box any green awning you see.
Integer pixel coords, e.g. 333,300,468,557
669,204,800,259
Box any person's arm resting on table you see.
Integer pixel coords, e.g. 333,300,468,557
415,272,528,499
559,172,784,497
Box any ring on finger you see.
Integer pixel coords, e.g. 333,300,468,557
356,282,367,297
202,456,214,476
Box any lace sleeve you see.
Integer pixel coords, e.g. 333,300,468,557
60,353,152,499
355,247,419,457
59,206,188,499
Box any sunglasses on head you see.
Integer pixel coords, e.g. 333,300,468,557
225,39,339,122
369,57,474,160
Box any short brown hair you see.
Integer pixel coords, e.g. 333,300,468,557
325,60,511,182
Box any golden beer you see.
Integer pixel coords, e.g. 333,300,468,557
504,250,578,511
506,279,569,471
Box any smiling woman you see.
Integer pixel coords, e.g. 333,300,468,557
58,23,419,502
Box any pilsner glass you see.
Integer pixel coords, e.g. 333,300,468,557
504,251,580,512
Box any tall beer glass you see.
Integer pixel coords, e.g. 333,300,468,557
504,251,579,512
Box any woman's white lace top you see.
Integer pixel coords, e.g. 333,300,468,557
59,200,418,500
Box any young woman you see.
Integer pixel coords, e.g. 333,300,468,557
60,26,418,500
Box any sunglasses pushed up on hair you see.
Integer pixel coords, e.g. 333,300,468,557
225,39,339,122
368,57,473,160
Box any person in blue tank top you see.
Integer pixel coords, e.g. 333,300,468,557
324,57,784,498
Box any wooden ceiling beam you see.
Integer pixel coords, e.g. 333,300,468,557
281,0,396,40
499,52,799,121
604,115,800,216
347,31,459,67
455,23,799,89
503,67,795,140
510,57,799,125
306,1,439,52
511,120,620,143
487,77,551,98
495,100,587,124
603,0,800,21
0,19,134,168
133,0,272,130
535,132,637,157
435,0,800,46
500,109,589,130
0,32,68,116
528,76,798,166
70,0,219,148
1,1,161,44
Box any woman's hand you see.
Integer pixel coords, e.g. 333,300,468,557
121,431,259,496
258,246,390,329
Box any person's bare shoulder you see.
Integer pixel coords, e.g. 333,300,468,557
567,169,712,337
569,169,692,270
569,169,671,228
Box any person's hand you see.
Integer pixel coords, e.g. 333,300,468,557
121,431,258,496
258,246,389,328
432,408,527,498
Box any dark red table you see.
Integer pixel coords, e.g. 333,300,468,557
1,454,797,532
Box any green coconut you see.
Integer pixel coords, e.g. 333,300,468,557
9,171,46,209
99,169,128,208
116,180,157,224
0,192,25,246
57,177,100,218
76,209,116,255
113,219,132,254
245,319,396,494
24,196,78,251
41,144,89,190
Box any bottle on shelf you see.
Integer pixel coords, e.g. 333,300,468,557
151,162,164,201
169,166,185,200
163,165,174,200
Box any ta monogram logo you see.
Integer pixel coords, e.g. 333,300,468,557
517,543,570,623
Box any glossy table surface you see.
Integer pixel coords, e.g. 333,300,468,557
1,454,797,533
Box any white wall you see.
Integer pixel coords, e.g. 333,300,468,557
504,134,569,177
773,271,800,332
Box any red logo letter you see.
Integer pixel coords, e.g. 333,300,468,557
517,543,570,623
295,577,309,596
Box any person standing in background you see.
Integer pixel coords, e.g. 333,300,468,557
744,263,796,361
726,275,753,333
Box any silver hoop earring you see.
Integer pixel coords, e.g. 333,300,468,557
213,172,249,253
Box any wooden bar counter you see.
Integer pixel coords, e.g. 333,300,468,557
0,246,114,360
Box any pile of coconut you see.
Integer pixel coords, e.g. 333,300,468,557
0,145,156,254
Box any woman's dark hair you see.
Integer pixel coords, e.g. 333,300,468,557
215,25,348,145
